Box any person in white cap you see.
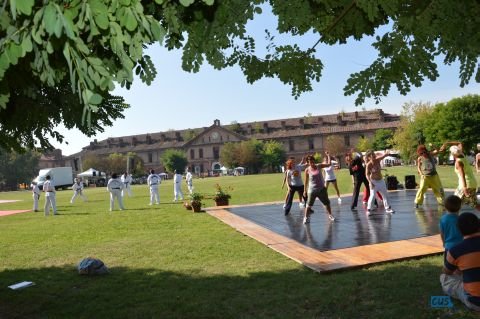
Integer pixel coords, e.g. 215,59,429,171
147,169,160,205
440,141,479,210
107,173,125,211
121,172,133,197
30,181,40,212
71,178,87,203
185,168,194,194
173,170,184,201
43,175,57,216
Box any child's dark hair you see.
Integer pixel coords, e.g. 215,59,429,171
444,195,462,213
457,212,480,236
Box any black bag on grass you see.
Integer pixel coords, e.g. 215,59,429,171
78,257,109,275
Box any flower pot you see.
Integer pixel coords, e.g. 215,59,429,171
215,198,229,206
191,201,202,212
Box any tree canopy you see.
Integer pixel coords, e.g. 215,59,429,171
392,95,480,162
2,0,479,151
0,148,39,190
161,149,188,173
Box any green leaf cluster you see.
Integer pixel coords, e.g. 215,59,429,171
160,149,188,173
0,0,164,150
2,0,480,151
220,139,285,173
392,95,480,162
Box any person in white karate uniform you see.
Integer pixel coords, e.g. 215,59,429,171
43,175,57,216
71,178,87,203
173,170,184,201
121,172,133,197
107,173,125,211
147,169,160,205
30,181,40,212
185,168,194,194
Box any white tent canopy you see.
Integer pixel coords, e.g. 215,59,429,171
77,168,106,177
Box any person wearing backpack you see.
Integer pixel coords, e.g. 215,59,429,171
147,169,161,205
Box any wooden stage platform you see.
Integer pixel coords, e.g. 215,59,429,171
205,190,469,273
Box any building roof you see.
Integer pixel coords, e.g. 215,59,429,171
73,109,400,156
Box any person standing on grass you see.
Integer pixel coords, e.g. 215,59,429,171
439,195,463,262
440,141,480,211
173,170,184,201
323,157,342,204
441,212,480,311
71,178,87,203
185,168,194,194
303,153,335,224
107,173,125,211
365,150,395,216
282,156,308,215
121,172,133,197
414,144,444,209
476,143,480,174
43,175,57,216
147,169,160,205
30,181,40,212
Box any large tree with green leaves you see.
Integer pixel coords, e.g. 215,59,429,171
161,149,187,173
261,140,286,172
219,142,240,169
0,148,39,190
392,95,480,162
2,0,479,151
372,128,393,151
426,95,480,153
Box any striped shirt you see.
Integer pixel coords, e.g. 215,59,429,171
445,233,480,306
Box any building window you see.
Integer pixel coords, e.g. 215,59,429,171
289,140,295,151
344,135,350,147
199,148,203,159
190,149,195,159
308,138,314,150
213,146,219,159
148,153,153,163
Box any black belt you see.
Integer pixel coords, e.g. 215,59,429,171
112,188,120,189
151,183,157,185
46,191,54,192
124,182,129,184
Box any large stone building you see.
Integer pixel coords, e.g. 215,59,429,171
66,109,400,175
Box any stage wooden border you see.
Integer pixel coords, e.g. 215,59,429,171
206,203,444,273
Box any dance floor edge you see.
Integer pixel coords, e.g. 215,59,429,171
206,190,446,273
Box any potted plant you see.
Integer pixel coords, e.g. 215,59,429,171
213,184,232,206
189,192,203,212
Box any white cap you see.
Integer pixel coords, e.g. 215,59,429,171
450,145,461,156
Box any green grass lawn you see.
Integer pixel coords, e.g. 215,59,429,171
1,166,479,318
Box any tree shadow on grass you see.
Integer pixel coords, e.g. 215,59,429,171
0,262,477,319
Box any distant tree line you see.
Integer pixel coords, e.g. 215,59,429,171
220,139,286,174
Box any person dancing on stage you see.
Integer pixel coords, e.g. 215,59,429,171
303,152,335,224
440,141,480,211
414,144,444,209
282,156,308,215
323,157,342,204
365,150,395,216
347,151,377,211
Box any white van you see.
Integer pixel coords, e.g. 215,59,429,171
34,167,73,190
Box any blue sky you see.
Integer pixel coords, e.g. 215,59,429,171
53,9,478,155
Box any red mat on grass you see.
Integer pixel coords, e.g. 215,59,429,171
0,210,31,217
